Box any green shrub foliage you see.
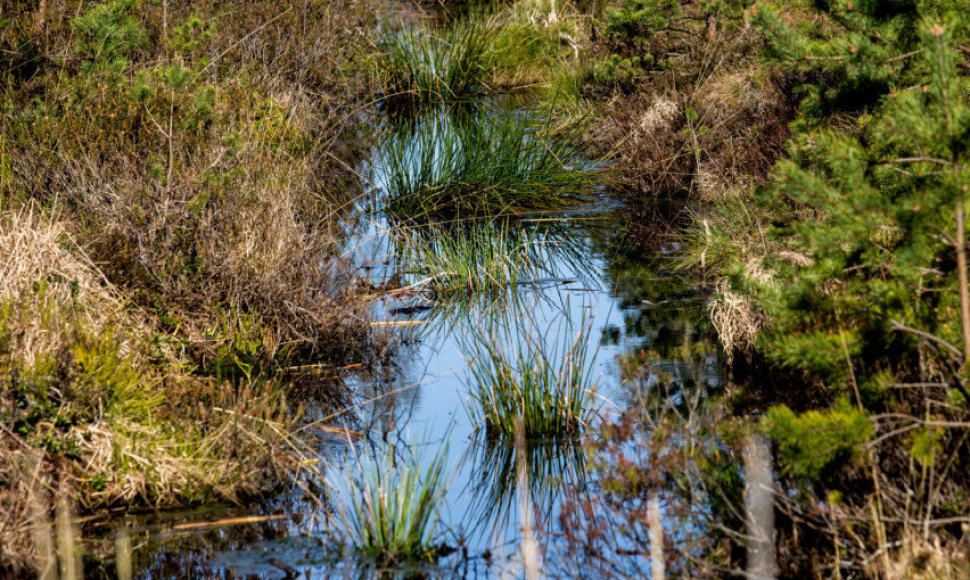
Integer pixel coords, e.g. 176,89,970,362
762,398,873,480
741,1,970,471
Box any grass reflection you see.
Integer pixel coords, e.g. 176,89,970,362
386,216,599,297
463,437,587,540
459,294,598,439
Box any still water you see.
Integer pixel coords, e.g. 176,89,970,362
73,96,727,580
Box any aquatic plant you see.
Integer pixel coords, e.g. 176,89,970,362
375,107,599,219
331,442,451,564
371,24,495,105
389,217,597,295
392,221,540,293
461,300,597,438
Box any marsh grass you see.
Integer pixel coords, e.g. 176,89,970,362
368,1,588,107
331,441,451,564
487,0,590,89
2,0,384,372
461,299,598,439
0,0,386,571
0,209,302,572
389,216,595,294
371,24,496,106
375,107,600,220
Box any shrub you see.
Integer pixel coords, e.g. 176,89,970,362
743,6,970,387
761,398,873,480
606,0,682,44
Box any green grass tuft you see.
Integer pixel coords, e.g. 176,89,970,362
374,107,601,220
331,441,451,564
370,24,496,105
461,299,598,439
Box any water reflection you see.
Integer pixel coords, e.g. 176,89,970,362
744,435,776,580
463,438,587,542
385,216,601,297
56,71,739,577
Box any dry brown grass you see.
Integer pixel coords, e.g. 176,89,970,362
0,206,128,360
0,1,388,574
708,277,764,366
890,536,970,580
0,209,309,574
584,12,795,220
2,0,383,370
578,6,799,356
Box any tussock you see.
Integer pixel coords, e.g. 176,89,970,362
0,208,299,573
0,207,135,365
0,209,97,300
638,96,679,134
708,278,764,365
694,162,756,201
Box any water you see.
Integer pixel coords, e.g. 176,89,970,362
72,50,732,580
76,225,718,578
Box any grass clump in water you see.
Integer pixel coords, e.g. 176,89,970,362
376,108,600,220
370,24,495,106
389,219,579,294
461,300,598,439
330,442,451,565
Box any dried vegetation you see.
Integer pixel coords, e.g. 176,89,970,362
0,0,389,573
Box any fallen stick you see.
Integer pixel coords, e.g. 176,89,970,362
369,320,429,327
172,514,293,531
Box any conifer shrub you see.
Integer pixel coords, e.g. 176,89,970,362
737,4,970,389
605,0,682,46
761,399,873,481
698,0,970,568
